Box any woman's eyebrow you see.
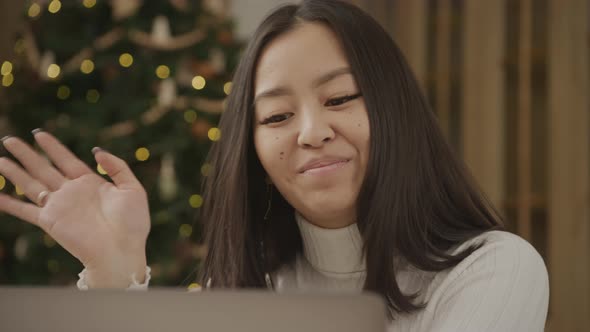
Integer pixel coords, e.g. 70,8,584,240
254,87,291,105
253,67,352,105
312,67,351,88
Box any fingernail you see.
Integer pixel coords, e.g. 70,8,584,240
92,147,104,155
31,128,44,135
1,136,11,143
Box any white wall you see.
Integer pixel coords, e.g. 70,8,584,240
230,0,298,40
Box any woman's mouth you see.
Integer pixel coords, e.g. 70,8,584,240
301,159,350,175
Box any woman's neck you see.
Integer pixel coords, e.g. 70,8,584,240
295,212,365,275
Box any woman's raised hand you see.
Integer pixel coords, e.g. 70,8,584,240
0,130,151,288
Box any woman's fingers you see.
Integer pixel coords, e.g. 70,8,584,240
93,148,144,191
0,157,49,206
0,193,41,226
32,130,94,180
1,136,67,191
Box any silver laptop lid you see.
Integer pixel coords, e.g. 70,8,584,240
0,287,386,332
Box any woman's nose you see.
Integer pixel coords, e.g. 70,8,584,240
296,108,335,148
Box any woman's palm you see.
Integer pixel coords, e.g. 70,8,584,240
40,174,149,268
0,131,150,272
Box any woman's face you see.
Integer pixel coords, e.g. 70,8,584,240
253,22,370,229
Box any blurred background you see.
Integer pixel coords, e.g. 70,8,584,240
0,0,588,331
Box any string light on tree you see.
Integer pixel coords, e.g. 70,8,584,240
2,74,14,87
187,283,201,291
47,64,61,79
97,164,107,175
57,85,70,100
15,186,24,196
223,82,232,95
82,0,96,8
135,147,150,161
80,59,95,74
28,3,41,18
189,194,203,208
192,75,206,90
119,53,134,67
1,61,12,76
86,89,100,103
48,0,62,14
156,65,170,79
184,109,197,123
208,127,221,141
179,224,192,238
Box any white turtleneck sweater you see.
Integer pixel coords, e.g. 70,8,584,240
78,214,550,332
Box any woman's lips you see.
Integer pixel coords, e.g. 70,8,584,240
301,160,349,175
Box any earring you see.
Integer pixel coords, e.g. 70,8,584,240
264,178,272,220
261,175,275,290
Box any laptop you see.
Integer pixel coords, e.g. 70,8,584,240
0,287,386,332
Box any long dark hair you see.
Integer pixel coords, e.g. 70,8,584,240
199,0,504,317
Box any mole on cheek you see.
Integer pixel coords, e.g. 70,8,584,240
275,137,279,140
357,123,361,127
280,151,284,160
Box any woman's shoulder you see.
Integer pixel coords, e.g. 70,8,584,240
402,230,547,287
451,229,544,264
429,229,549,299
410,230,550,330
444,230,548,280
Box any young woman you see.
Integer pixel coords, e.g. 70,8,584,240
0,0,548,330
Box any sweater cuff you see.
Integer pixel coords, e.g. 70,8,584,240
76,266,151,291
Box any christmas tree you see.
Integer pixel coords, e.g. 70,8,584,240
0,0,241,288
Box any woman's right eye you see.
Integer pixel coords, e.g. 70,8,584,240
260,113,293,125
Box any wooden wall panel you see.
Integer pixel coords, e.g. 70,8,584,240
461,1,506,209
391,0,429,90
517,0,533,241
547,0,590,330
434,0,452,140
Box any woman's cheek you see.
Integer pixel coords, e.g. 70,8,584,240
272,135,287,163
258,134,285,167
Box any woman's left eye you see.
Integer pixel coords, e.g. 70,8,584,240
324,93,363,107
